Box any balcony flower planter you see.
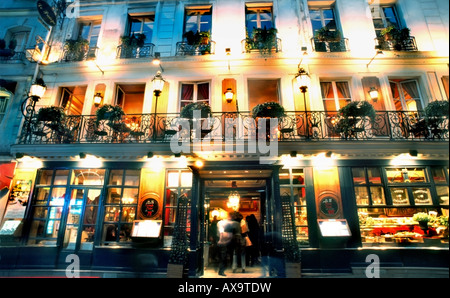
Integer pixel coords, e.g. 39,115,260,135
245,27,278,55
0,39,16,58
180,102,211,119
424,100,449,139
251,102,285,119
181,31,211,55
315,27,342,42
335,101,376,140
95,104,127,138
64,38,89,61
379,26,412,51
119,33,146,58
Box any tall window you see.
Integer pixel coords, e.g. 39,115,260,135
279,168,308,246
370,5,401,37
389,79,423,111
78,20,101,58
128,15,154,43
245,4,273,36
320,81,352,111
163,170,192,247
102,169,140,245
184,7,212,34
248,79,280,110
60,86,87,115
180,82,210,110
309,7,337,35
0,87,13,124
116,84,145,114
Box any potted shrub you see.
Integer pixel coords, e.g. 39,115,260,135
64,38,89,61
37,106,66,127
251,102,285,119
119,33,146,58
95,104,129,135
0,38,16,57
412,100,450,139
315,27,342,42
245,27,278,54
335,101,376,139
180,102,212,119
379,26,411,51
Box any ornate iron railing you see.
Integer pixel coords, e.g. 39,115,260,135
241,38,282,54
375,36,418,51
62,46,98,62
18,111,449,145
116,43,155,59
311,38,349,52
175,41,216,56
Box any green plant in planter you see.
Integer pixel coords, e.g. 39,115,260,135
379,26,411,51
412,212,431,223
37,106,66,124
245,27,278,55
424,100,449,139
251,102,285,118
64,38,89,61
180,102,212,119
335,101,376,139
95,104,129,134
315,27,342,42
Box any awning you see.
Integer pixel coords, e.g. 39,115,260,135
0,162,16,191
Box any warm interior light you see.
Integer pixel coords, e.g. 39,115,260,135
195,160,204,168
78,154,102,168
152,52,161,65
93,93,103,107
17,155,43,169
368,87,379,102
224,88,234,103
227,181,240,211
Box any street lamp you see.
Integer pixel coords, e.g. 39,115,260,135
21,78,47,143
295,67,310,139
151,71,165,140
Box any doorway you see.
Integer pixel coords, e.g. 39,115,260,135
198,168,274,277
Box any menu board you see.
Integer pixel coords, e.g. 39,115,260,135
318,219,351,237
131,220,162,238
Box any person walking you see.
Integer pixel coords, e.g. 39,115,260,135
217,213,233,276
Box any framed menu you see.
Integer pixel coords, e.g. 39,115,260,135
318,219,351,237
131,220,162,238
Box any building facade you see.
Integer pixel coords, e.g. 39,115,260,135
0,0,449,277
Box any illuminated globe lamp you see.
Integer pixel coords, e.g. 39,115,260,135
29,78,47,101
224,88,234,103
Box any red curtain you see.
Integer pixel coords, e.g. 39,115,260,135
0,162,16,191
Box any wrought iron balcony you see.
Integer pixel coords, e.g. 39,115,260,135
375,36,418,51
241,37,282,54
116,43,155,59
311,37,349,52
176,41,216,56
0,51,26,63
17,110,449,145
62,46,98,62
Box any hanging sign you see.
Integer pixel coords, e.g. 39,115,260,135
37,0,57,27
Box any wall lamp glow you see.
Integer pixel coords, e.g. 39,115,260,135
368,87,379,102
224,88,234,103
93,93,103,107
152,52,164,72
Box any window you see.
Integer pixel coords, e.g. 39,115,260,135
0,87,13,124
320,81,352,111
245,4,273,36
128,15,154,43
279,168,308,246
78,20,101,50
309,7,337,36
116,84,145,114
184,6,212,34
163,170,192,247
389,79,424,111
248,79,280,110
27,170,69,246
102,169,140,245
370,5,401,37
59,86,87,115
354,167,449,247
180,82,210,110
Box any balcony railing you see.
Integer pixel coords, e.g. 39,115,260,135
375,36,418,51
116,43,155,59
62,46,98,62
0,51,26,63
18,111,449,145
311,38,349,52
241,38,282,54
176,41,216,56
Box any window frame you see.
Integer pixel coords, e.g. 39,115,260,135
127,14,155,43
183,6,212,35
320,80,353,111
371,5,401,37
179,81,211,111
245,4,274,35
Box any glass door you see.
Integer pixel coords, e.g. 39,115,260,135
62,187,101,250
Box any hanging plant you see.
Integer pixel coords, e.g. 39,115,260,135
335,101,376,139
251,102,285,118
64,38,89,61
95,104,125,125
245,27,278,54
37,106,66,122
180,102,212,119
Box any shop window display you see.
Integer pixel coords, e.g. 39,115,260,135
279,168,308,246
102,169,139,245
354,167,449,247
163,170,192,247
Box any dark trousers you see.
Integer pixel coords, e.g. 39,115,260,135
218,244,229,274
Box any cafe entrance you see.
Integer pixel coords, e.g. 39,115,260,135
194,167,281,277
